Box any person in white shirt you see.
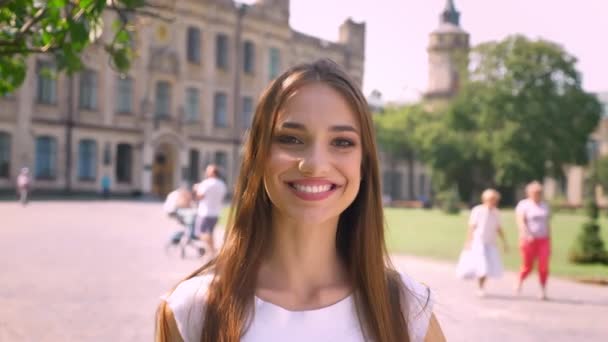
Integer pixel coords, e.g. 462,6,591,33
16,167,31,206
192,165,227,257
458,189,509,296
156,59,445,342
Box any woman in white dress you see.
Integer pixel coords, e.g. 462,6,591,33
155,59,445,342
460,189,509,296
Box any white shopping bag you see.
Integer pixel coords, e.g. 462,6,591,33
456,249,477,280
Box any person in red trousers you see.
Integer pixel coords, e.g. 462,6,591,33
515,181,551,300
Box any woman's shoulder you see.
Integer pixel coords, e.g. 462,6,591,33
159,273,215,342
397,270,434,341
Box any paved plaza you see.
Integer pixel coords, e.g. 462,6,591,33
0,201,606,341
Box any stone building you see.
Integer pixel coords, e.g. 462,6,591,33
378,0,469,202
0,0,365,197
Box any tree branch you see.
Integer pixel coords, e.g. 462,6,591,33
18,7,47,37
0,46,60,55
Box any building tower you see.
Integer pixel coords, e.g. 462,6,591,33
425,0,469,103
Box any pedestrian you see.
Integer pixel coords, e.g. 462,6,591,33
163,182,194,224
156,59,445,342
101,174,111,199
16,167,31,206
192,164,227,257
457,189,508,297
515,181,552,300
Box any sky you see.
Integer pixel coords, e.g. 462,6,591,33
246,0,608,102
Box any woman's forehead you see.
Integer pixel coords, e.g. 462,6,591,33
277,83,360,129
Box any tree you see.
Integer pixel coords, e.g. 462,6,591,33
374,104,427,200
569,197,608,264
420,35,602,198
0,0,172,95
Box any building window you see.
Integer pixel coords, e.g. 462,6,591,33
188,149,200,184
243,40,255,74
35,136,57,180
155,81,171,118
216,33,229,70
214,151,228,178
269,47,281,80
78,139,97,181
382,171,402,200
186,27,201,64
185,87,200,122
0,132,10,178
115,143,132,183
36,61,57,104
241,96,253,128
79,69,98,110
213,92,228,127
419,174,426,197
115,76,133,113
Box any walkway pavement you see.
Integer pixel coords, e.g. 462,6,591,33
0,201,606,341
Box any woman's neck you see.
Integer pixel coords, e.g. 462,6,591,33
257,213,350,304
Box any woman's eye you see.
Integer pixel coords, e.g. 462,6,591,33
276,135,302,144
332,138,355,148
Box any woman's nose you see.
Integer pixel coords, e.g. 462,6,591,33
298,144,330,176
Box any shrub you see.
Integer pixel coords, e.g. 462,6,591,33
569,198,608,264
436,187,461,215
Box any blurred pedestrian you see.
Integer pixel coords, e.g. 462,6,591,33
457,188,508,296
16,167,31,206
192,164,227,257
101,174,111,199
163,182,194,222
515,181,551,300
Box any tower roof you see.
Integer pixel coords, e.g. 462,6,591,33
440,0,460,26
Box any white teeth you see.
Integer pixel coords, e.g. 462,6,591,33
293,184,331,193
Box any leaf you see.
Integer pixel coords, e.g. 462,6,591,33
47,0,67,9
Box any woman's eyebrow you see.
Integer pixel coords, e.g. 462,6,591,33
278,121,306,131
329,125,359,133
279,121,359,134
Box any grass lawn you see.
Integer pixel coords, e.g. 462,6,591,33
384,208,608,281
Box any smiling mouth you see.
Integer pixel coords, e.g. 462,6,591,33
287,182,338,194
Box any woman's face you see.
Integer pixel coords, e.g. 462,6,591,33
263,82,363,225
528,188,542,202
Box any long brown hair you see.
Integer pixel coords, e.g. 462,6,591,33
170,59,409,342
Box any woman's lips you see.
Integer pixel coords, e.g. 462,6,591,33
285,179,340,201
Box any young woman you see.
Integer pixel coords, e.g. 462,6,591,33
156,59,445,342
459,189,509,296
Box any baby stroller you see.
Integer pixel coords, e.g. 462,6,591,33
165,208,202,259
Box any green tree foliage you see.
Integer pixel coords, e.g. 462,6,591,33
374,104,427,199
0,0,171,95
421,35,602,198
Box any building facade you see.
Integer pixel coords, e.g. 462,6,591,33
377,0,469,203
0,0,365,197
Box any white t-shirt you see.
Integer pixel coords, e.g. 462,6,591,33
163,272,434,342
195,177,227,217
515,199,550,238
468,205,501,244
